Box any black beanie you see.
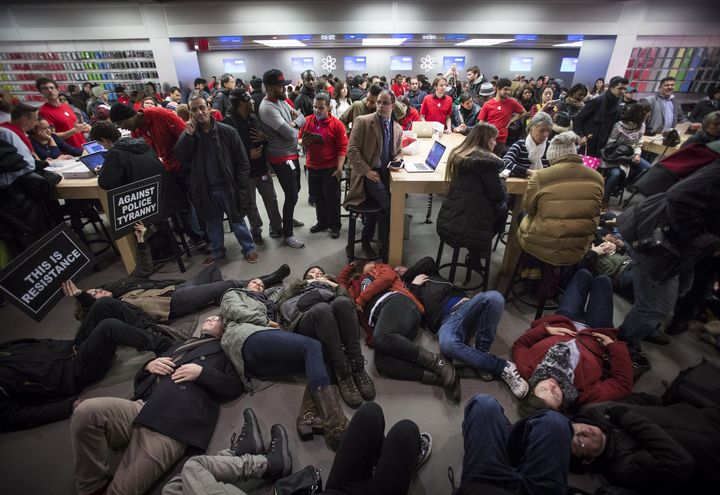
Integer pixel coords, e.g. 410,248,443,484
109,103,136,123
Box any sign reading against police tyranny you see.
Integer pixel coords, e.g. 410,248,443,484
108,175,163,238
0,224,96,322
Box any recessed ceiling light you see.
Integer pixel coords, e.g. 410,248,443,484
554,41,583,47
455,38,514,47
253,39,307,48
362,38,408,46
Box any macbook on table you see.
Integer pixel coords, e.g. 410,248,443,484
404,140,447,173
78,150,107,175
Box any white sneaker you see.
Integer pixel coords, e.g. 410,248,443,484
500,361,529,399
284,235,305,248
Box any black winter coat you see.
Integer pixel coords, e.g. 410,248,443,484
175,121,250,223
573,91,622,157
132,337,243,450
98,137,186,217
211,88,232,117
223,112,269,178
437,152,507,255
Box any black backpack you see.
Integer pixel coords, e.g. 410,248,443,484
662,359,720,408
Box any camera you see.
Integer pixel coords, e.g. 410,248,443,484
632,227,666,253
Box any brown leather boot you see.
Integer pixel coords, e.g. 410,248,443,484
311,384,350,451
296,385,323,441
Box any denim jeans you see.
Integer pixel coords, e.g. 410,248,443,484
204,190,255,257
619,255,694,355
461,394,572,495
603,158,652,203
438,291,506,377
555,269,614,328
270,160,300,238
242,330,331,391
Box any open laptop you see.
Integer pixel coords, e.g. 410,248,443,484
81,140,106,154
78,151,107,175
404,140,446,173
411,121,436,138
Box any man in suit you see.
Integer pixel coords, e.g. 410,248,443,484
71,315,244,495
344,90,403,258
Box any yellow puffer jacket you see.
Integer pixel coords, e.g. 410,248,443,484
518,154,604,265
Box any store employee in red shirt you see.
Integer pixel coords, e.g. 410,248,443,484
420,77,453,133
478,77,529,157
109,103,186,173
299,92,348,239
36,77,90,149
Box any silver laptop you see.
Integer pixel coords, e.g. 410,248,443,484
404,141,447,173
411,121,435,138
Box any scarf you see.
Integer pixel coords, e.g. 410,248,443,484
525,133,546,171
529,342,579,409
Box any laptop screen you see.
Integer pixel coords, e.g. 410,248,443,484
82,141,105,154
79,151,106,174
425,141,447,170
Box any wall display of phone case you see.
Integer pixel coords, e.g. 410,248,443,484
0,50,159,102
624,46,720,94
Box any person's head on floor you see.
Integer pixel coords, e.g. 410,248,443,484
569,416,609,469
246,278,265,293
201,315,225,338
89,121,121,149
546,131,580,165
375,89,395,120
109,103,140,130
362,261,377,274
87,288,113,300
303,266,326,280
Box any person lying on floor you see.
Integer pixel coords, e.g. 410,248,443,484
511,269,634,416
395,256,529,399
337,260,460,403
63,222,290,345
0,315,174,432
569,391,720,493
71,315,243,495
219,279,349,451
276,265,375,408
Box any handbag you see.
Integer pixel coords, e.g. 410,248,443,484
662,129,681,147
273,465,322,495
580,144,602,169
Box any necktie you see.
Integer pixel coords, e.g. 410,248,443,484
382,119,391,168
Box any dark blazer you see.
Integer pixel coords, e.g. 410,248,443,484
132,337,244,451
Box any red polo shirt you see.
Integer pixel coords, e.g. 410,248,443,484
420,93,453,127
133,106,186,172
478,96,526,143
39,102,85,148
299,114,348,169
399,107,421,131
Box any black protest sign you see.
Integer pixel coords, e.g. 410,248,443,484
0,224,96,322
108,175,163,238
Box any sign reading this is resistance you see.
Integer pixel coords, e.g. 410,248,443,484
108,175,163,238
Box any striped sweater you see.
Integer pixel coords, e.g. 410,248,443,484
503,139,550,177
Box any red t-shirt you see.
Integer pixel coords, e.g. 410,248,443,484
478,97,526,143
39,102,85,148
299,114,348,169
134,106,186,172
420,94,453,128
391,83,405,98
0,123,34,155
327,85,335,97
399,107,421,131
211,109,223,121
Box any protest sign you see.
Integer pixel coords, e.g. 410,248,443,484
108,175,163,239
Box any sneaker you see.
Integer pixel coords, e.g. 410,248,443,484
230,408,265,456
264,424,292,480
500,361,529,399
284,235,305,248
644,331,671,345
245,252,260,264
415,432,433,470
269,230,283,238
292,219,305,228
330,229,340,239
632,352,652,381
252,233,264,245
309,224,328,234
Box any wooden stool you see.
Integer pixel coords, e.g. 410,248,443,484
435,240,491,292
346,204,385,263
503,251,561,320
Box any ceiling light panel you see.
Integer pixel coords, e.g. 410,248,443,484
253,39,307,48
455,38,514,47
362,38,408,46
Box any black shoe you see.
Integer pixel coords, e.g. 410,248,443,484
309,224,329,234
361,241,377,258
292,219,305,228
269,230,283,238
259,264,291,288
665,320,689,336
644,331,671,345
230,408,265,456
632,352,652,381
416,432,433,470
252,232,264,245
330,229,340,239
264,424,292,480
337,371,363,408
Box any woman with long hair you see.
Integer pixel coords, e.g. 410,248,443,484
330,80,352,118
585,78,605,101
557,83,587,119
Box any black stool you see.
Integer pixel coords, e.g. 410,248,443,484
65,201,118,257
152,216,191,273
503,251,562,320
346,204,384,263
435,240,491,291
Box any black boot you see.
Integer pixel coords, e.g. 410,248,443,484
349,356,376,401
230,408,265,456
259,264,291,288
336,366,363,408
264,424,292,480
421,371,461,403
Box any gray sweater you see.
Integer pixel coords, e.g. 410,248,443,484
258,97,306,159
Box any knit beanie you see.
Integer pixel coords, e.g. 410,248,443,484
109,103,137,123
528,342,579,410
546,131,580,164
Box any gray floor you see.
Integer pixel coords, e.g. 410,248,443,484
1,171,718,495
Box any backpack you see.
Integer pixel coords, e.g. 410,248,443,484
662,359,720,408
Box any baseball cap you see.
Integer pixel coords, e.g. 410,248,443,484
479,82,495,96
263,69,292,86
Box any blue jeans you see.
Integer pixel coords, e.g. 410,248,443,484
438,291,506,377
461,395,572,495
205,190,255,257
603,158,652,203
556,269,613,328
242,330,331,391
